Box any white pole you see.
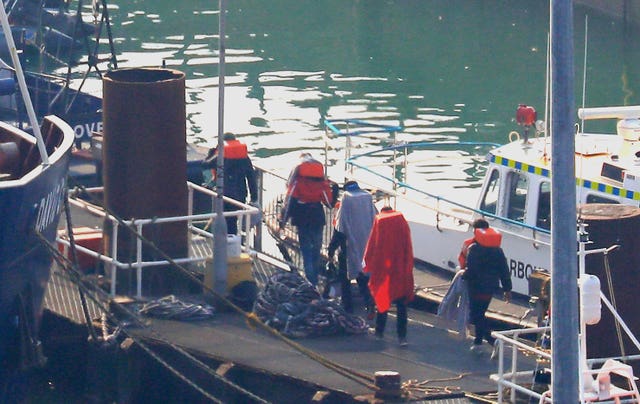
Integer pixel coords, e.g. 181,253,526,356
0,2,49,164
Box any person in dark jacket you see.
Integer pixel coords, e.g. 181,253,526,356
463,226,512,350
202,133,258,234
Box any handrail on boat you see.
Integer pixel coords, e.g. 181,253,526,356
324,118,403,138
346,141,553,240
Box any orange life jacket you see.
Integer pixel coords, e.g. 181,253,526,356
223,139,248,159
287,160,332,205
209,139,249,179
473,227,502,247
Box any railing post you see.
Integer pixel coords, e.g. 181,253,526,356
136,222,143,298
187,184,194,246
110,221,119,297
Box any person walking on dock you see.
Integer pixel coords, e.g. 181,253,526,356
458,218,490,270
363,206,414,346
463,225,512,351
279,152,336,286
327,180,376,315
202,133,259,235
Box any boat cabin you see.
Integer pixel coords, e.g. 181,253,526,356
478,106,640,233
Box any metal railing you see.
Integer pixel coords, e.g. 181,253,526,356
59,182,260,298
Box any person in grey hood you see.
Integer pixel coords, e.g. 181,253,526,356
327,181,376,314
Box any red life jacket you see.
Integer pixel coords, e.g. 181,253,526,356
473,227,502,247
210,139,249,179
223,139,248,159
288,160,333,205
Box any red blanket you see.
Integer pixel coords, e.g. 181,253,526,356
363,209,414,313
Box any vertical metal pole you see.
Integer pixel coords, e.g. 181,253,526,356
0,2,48,164
550,1,579,403
212,0,228,299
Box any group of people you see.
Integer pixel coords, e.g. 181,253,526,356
276,153,414,345
203,136,512,350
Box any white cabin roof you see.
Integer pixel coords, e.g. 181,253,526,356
489,132,640,202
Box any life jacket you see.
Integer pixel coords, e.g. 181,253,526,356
287,159,333,205
209,139,249,179
473,227,502,247
223,139,248,159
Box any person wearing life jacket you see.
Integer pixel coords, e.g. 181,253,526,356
202,133,258,234
458,218,490,269
279,152,336,286
463,225,512,351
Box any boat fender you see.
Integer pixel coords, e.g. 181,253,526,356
0,77,15,96
580,274,601,325
473,227,502,247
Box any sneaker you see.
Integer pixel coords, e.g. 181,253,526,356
398,338,408,347
368,328,384,340
470,342,482,352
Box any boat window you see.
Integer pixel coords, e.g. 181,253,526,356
586,194,619,204
536,181,551,230
480,169,500,215
507,172,528,222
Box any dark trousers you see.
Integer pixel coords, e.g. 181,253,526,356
341,272,372,312
297,225,323,286
469,294,494,345
375,299,408,339
224,202,240,235
336,246,372,312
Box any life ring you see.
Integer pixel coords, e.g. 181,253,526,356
509,131,520,142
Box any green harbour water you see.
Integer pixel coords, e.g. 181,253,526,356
44,0,640,173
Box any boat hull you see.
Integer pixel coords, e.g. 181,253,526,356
0,116,73,375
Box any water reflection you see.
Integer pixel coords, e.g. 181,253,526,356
52,1,640,175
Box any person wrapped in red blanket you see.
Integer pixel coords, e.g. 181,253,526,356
363,206,414,346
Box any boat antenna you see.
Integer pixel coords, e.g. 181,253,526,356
0,2,49,165
212,0,229,297
577,15,589,218
580,15,588,134
543,32,550,159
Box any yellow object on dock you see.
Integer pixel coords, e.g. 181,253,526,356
205,253,254,292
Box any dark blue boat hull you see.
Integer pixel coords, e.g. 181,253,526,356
0,121,72,378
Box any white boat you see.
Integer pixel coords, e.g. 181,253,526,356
327,105,640,297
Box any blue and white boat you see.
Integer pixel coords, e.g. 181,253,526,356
0,1,74,390
326,106,640,297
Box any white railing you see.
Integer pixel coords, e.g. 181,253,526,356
490,326,552,403
491,326,640,404
58,182,260,298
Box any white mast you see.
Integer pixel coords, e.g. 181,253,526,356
0,2,49,164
